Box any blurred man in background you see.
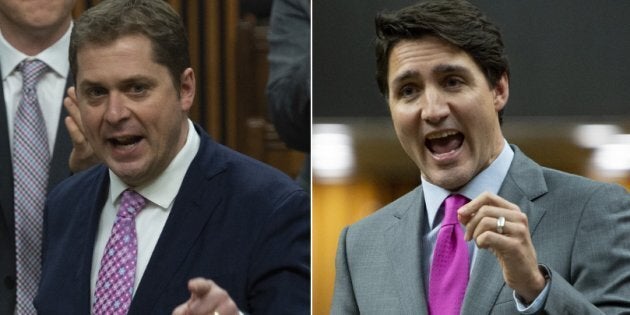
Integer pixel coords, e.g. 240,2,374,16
0,1,76,313
266,0,311,191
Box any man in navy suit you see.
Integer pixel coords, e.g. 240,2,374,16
34,0,309,314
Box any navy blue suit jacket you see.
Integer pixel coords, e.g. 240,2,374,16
34,125,310,314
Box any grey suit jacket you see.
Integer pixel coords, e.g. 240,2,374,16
331,145,630,314
0,74,73,314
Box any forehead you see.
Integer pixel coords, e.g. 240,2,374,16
77,34,152,64
76,34,164,82
387,36,480,80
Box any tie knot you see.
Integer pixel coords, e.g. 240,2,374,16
118,190,146,219
442,194,469,225
20,59,48,91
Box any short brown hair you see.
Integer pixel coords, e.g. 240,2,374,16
69,0,190,91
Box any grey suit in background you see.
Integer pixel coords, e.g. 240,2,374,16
332,146,630,314
266,0,311,191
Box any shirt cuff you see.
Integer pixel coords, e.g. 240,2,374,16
513,265,551,314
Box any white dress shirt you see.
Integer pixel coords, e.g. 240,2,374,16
0,25,71,155
90,119,200,305
421,139,549,313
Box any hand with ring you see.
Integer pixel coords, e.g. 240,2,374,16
457,192,546,303
172,278,239,315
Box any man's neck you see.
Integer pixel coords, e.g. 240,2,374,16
0,19,71,56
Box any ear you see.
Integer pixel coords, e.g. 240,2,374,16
492,72,509,112
179,67,195,112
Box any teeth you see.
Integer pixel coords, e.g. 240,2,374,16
111,136,140,146
426,130,458,140
115,137,134,142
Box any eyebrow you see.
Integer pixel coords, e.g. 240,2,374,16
391,63,474,88
77,80,100,91
391,70,420,88
78,76,157,90
119,75,156,86
432,64,473,77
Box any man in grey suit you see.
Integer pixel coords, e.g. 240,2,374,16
331,0,630,314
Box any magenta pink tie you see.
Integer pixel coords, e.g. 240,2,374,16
13,59,49,315
93,190,146,315
429,194,470,315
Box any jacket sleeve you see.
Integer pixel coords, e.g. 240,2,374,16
542,183,630,314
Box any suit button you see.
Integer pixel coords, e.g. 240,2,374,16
4,276,15,290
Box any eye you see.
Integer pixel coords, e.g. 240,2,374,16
129,83,148,95
443,76,464,90
398,84,419,100
85,86,107,98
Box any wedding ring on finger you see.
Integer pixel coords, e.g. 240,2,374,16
496,216,506,234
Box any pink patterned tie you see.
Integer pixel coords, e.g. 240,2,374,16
93,190,146,315
13,59,49,315
429,194,470,315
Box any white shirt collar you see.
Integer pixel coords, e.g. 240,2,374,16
109,119,200,209
0,22,71,80
422,139,514,228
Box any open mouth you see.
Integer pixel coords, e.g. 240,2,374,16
109,136,143,148
425,130,464,156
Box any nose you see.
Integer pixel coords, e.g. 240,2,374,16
420,87,449,124
103,92,130,124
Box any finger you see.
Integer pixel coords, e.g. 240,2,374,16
64,87,83,131
187,278,214,298
64,116,87,146
475,219,530,249
463,205,525,241
67,85,77,101
172,303,188,315
471,217,517,241
185,278,221,313
474,228,512,251
458,191,519,221
214,298,239,315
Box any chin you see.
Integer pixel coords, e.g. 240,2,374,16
425,170,473,191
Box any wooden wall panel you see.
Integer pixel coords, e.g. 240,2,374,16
223,2,240,148
202,0,223,141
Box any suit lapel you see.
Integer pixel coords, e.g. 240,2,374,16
0,78,14,232
47,75,73,191
462,146,548,314
75,168,110,311
462,244,505,314
130,129,225,312
500,146,548,239
384,187,429,314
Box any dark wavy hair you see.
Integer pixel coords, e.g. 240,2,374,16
374,0,509,121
